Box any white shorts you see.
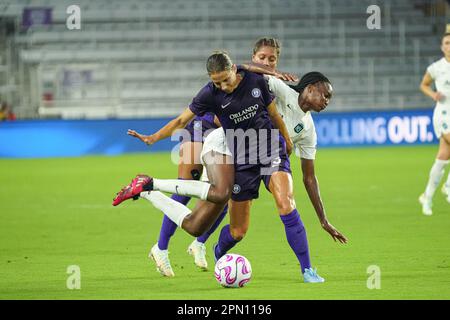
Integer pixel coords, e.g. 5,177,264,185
200,128,232,182
433,105,450,138
294,144,317,160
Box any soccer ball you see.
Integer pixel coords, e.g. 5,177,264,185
214,253,252,288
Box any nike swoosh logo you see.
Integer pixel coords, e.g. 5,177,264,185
175,185,180,194
221,102,231,109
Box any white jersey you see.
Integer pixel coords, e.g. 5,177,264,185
427,58,450,137
266,75,317,160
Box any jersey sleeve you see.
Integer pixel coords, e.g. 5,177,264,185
189,84,214,117
294,126,317,160
266,75,292,105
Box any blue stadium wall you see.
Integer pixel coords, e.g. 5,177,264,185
0,109,438,158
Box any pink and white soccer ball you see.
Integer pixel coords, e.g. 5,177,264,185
214,253,252,288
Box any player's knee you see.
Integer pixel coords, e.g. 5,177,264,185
275,195,296,214
182,217,207,237
190,228,204,238
230,227,247,241
185,223,207,237
211,184,232,204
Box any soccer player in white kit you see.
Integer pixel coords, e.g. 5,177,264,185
249,38,345,241
419,32,450,215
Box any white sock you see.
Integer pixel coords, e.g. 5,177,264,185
140,191,191,227
153,179,210,201
445,171,450,193
424,159,449,199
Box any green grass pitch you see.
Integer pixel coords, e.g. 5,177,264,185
1,145,449,300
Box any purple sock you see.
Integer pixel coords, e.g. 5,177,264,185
214,224,239,260
157,193,191,250
197,204,228,243
280,209,311,273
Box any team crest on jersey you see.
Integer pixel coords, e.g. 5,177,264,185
294,123,304,133
232,184,241,194
251,88,261,98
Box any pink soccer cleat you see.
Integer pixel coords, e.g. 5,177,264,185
112,174,153,206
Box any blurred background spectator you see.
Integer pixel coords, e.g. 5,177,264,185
0,101,16,121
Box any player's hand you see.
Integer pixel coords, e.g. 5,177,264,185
127,129,156,145
321,220,348,244
274,71,299,82
433,91,445,102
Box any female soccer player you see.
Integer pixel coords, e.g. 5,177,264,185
419,32,450,215
126,42,296,278
129,48,297,278
248,38,346,242
114,52,345,282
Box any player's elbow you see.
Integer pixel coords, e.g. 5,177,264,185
420,83,430,95
173,117,186,129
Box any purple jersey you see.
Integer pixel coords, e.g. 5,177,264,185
189,69,274,132
189,69,279,170
182,112,218,143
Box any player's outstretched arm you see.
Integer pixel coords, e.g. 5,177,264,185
301,158,348,244
240,62,299,82
127,108,196,145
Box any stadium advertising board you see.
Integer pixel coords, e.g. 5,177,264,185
313,109,438,147
0,109,438,158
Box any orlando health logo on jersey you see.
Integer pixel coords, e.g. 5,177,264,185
228,88,263,124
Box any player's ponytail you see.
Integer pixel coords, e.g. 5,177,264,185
290,72,331,94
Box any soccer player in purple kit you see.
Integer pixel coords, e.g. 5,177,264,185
114,51,334,283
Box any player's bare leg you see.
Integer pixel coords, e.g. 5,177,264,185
150,142,203,277
437,133,450,203
421,133,450,214
213,199,252,262
268,171,323,282
140,152,233,236
112,151,231,206
180,152,233,235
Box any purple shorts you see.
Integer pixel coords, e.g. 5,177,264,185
181,114,218,143
231,134,292,201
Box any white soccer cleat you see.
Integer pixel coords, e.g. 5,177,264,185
149,243,175,277
187,240,208,270
442,184,450,203
419,193,433,216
